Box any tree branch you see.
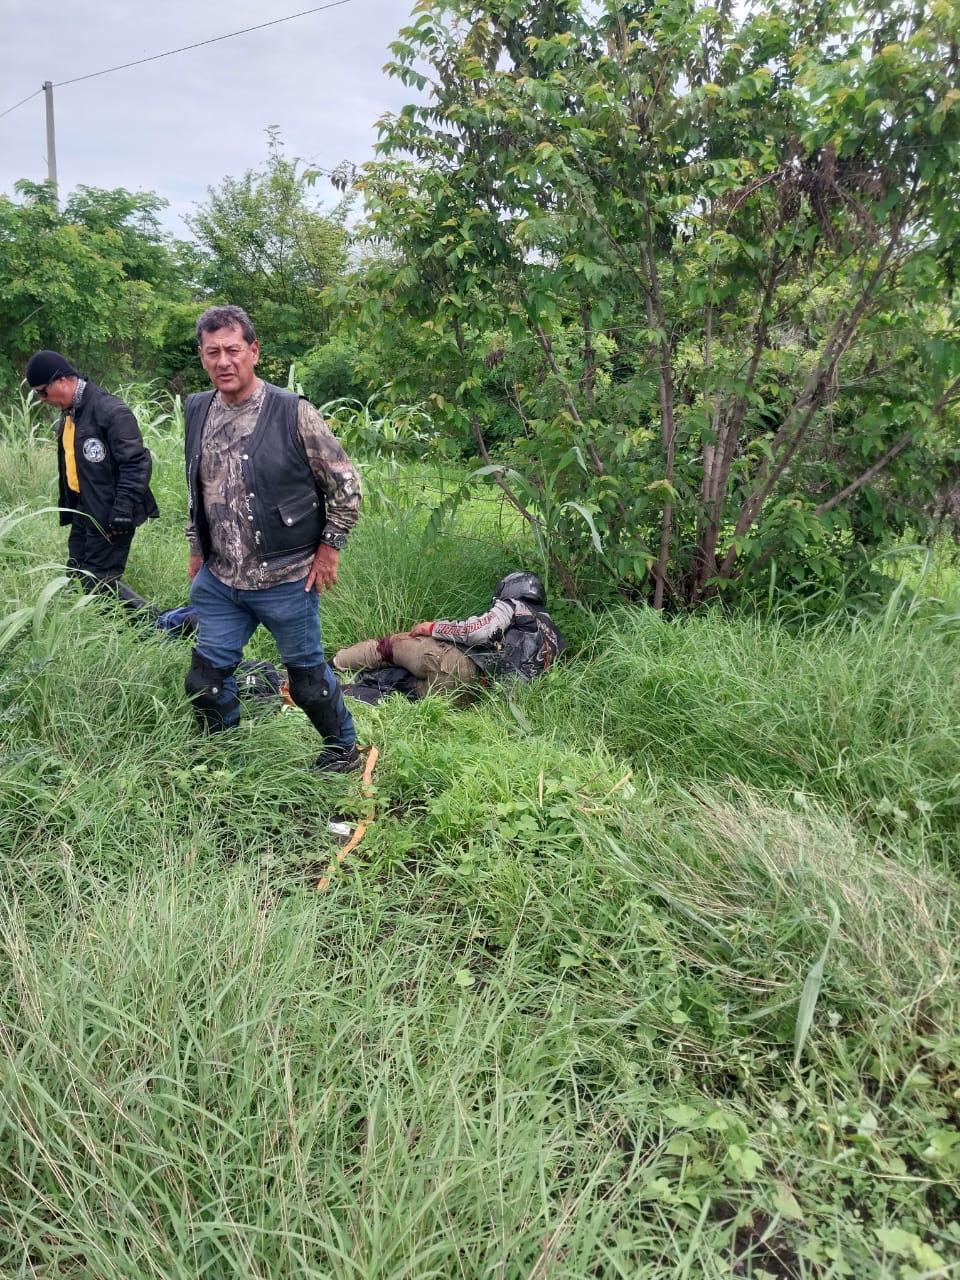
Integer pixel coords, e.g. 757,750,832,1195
717,209,912,582
640,195,678,611
471,417,579,597
813,373,960,517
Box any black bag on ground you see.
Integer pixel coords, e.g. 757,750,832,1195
236,659,284,706
342,664,420,705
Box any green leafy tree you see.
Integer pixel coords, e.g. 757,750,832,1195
189,133,350,375
357,0,960,603
295,337,378,406
0,179,198,389
64,187,180,288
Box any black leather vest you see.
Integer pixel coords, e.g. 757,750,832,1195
184,383,326,562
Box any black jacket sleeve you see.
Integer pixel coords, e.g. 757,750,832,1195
105,401,153,516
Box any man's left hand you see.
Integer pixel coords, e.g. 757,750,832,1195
306,543,340,592
409,621,433,638
107,508,134,538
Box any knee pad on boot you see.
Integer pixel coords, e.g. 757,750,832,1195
287,663,352,744
185,648,240,733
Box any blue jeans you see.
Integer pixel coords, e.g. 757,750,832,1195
189,565,355,746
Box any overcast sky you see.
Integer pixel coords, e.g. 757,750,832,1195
1,0,419,236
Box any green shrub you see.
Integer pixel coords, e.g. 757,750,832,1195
297,337,374,406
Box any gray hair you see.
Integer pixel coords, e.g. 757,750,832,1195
195,305,257,345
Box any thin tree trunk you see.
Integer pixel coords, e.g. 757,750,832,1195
532,322,601,476
694,255,785,599
640,200,678,611
716,216,909,583
529,315,628,517
579,301,597,411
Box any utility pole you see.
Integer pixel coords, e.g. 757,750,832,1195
43,80,58,203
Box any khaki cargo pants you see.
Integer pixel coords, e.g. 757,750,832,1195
333,634,481,705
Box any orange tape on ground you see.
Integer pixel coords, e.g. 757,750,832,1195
315,745,379,892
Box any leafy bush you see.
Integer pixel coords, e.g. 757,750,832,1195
296,337,374,406
0,181,199,393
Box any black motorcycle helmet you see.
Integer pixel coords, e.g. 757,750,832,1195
493,570,547,607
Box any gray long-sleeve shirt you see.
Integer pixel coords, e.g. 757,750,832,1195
429,599,516,647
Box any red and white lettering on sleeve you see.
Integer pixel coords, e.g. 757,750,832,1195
430,599,515,646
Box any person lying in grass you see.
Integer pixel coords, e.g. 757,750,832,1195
332,571,566,704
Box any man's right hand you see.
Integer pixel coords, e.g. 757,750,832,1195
409,621,433,638
188,553,203,581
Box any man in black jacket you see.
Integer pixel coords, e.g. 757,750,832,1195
26,350,158,610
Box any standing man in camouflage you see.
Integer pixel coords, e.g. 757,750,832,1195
184,305,362,773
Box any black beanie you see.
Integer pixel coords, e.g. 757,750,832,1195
25,350,79,388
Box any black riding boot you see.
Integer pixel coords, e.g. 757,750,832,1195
286,663,362,773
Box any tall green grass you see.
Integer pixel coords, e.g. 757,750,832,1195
0,392,958,1277
511,605,960,863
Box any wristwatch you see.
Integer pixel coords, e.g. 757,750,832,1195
320,528,348,551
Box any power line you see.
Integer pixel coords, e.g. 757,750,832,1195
0,87,42,122
0,0,353,117
55,0,354,88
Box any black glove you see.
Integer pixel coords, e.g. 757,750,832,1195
107,507,134,537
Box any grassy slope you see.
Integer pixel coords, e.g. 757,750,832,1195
0,403,958,1278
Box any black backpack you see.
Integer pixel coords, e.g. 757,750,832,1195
236,659,283,705
476,603,566,681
